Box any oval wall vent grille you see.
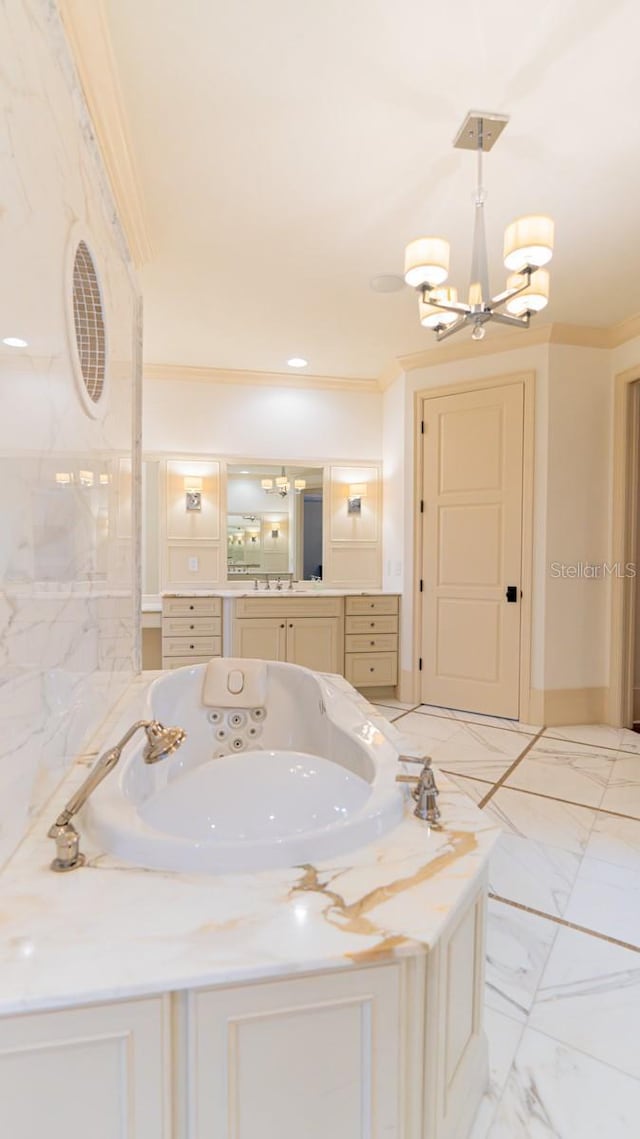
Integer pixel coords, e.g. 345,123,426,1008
72,240,106,404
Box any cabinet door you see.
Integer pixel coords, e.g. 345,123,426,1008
0,996,169,1139
187,965,401,1139
233,617,286,661
286,616,341,673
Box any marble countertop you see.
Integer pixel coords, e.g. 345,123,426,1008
160,588,400,599
0,676,498,1017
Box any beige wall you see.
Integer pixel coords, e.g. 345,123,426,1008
384,339,620,718
143,376,383,460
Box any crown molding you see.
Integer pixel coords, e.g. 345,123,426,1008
608,311,640,349
144,362,380,393
57,0,153,268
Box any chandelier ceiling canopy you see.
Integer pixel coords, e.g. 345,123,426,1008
404,111,554,342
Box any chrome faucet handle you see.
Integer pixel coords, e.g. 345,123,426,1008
395,757,441,827
399,753,433,766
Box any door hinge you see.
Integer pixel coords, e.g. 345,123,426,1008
418,657,423,671
419,579,423,592
420,499,424,513
421,420,425,434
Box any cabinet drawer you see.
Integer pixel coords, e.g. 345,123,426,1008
163,597,221,617
345,596,398,616
345,652,398,687
162,616,222,637
164,655,215,669
162,635,221,657
235,596,342,618
345,614,398,635
345,633,397,653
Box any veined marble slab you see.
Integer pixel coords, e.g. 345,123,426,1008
0,679,500,1016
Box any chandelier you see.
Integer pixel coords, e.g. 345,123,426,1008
261,467,306,498
404,112,554,342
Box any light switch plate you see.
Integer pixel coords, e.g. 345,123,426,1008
188,556,199,572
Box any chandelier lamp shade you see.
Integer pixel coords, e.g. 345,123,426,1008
404,112,554,342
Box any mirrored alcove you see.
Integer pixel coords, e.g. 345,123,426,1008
226,464,323,580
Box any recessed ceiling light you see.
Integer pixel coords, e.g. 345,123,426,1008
369,274,405,293
287,357,308,368
239,470,249,475
3,336,28,348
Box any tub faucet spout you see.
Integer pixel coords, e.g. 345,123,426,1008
47,719,186,873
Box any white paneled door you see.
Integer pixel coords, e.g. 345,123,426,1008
421,383,524,718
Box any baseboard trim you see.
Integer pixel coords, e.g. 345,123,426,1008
528,686,608,726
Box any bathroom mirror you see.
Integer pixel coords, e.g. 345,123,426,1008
226,464,323,580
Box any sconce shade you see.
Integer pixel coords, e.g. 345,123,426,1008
505,268,550,315
184,475,203,492
294,479,306,491
348,483,367,497
404,237,450,288
419,286,459,328
275,476,288,489
503,215,554,272
261,479,273,490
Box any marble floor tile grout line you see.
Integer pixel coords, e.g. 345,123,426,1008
488,892,640,954
492,782,640,825
477,728,547,809
543,728,640,757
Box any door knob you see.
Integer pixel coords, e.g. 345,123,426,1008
505,585,518,603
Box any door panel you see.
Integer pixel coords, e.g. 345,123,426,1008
421,384,524,718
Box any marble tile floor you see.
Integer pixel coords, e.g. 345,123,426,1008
390,703,640,1138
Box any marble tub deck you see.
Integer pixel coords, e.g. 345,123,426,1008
0,676,498,1017
375,698,640,1139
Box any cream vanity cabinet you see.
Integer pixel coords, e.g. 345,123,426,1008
0,995,169,1139
232,595,344,675
344,595,399,687
162,596,222,668
0,886,487,1139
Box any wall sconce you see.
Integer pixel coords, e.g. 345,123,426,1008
347,483,367,515
184,476,203,512
55,472,73,486
271,526,280,539
79,470,94,487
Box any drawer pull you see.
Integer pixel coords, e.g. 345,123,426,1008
189,604,194,611
369,667,375,672
289,623,293,629
190,644,194,649
190,624,195,630
370,622,374,628
370,640,375,645
280,623,285,629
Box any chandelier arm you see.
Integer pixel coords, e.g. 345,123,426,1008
421,294,470,316
486,311,531,329
489,269,534,311
435,316,470,342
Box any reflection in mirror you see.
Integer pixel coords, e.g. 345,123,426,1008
226,464,323,580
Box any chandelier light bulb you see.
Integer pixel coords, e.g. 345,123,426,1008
471,324,486,341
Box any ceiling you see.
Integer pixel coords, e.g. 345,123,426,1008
101,0,640,379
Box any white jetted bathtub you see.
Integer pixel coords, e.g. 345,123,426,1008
85,659,407,873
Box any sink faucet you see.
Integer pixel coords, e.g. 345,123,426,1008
396,755,441,826
47,720,186,872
